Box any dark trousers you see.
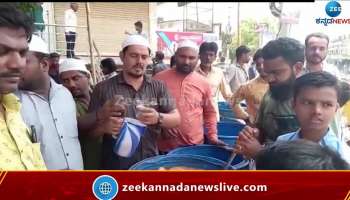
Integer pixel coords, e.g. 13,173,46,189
65,31,76,58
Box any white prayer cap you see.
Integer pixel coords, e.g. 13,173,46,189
177,39,199,52
59,58,90,75
121,34,150,50
29,35,49,54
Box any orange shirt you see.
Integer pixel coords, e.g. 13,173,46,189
230,76,268,124
154,69,218,152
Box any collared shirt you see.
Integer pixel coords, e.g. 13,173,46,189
256,91,299,143
277,128,350,164
16,79,83,170
64,8,77,32
154,68,218,152
89,73,175,170
226,63,249,94
197,66,232,121
303,62,341,78
133,31,148,39
342,101,350,143
0,93,46,170
231,76,269,124
257,90,348,144
343,101,350,126
104,71,118,80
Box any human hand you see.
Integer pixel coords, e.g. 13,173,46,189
209,138,227,147
97,95,126,120
136,105,159,125
102,117,124,136
234,126,263,159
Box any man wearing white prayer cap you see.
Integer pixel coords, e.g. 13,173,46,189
16,35,84,170
86,34,180,169
59,58,91,114
153,39,225,153
59,58,100,169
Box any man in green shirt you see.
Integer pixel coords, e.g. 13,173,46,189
234,37,305,158
59,58,100,169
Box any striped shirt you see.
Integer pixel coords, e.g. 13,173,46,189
89,73,175,169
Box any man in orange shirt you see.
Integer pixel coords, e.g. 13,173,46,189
230,49,269,125
154,40,225,153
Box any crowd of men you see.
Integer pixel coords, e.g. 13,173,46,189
0,4,349,170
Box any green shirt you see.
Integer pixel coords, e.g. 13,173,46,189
256,91,299,143
76,100,102,170
256,90,344,143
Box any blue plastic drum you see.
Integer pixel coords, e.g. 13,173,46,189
129,154,234,170
217,121,245,146
168,145,249,170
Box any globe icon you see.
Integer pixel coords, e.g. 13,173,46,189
99,182,112,195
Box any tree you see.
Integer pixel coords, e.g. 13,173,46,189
227,18,278,63
6,3,36,16
228,19,259,62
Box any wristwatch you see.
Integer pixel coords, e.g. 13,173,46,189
157,112,164,125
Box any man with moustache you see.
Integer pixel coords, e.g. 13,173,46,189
196,42,232,121
230,49,269,125
48,52,61,83
17,35,83,170
0,4,46,170
89,35,180,169
304,32,340,77
227,45,251,94
154,40,225,153
59,58,99,169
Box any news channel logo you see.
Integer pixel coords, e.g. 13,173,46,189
92,175,119,200
325,0,341,17
315,0,350,26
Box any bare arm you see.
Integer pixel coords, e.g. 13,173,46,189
219,71,233,101
230,84,249,121
136,107,180,128
158,109,180,128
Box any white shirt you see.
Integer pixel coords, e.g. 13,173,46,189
64,8,77,32
15,79,83,170
130,31,148,39
303,62,341,78
226,63,249,94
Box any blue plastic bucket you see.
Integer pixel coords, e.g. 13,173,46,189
168,145,249,170
217,121,245,146
129,154,234,170
218,101,235,120
219,136,238,147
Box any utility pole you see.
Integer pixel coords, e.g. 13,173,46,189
237,2,240,45
196,2,199,30
185,3,188,32
183,4,185,32
85,2,96,84
211,3,214,33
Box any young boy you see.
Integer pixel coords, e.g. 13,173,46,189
236,71,350,164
